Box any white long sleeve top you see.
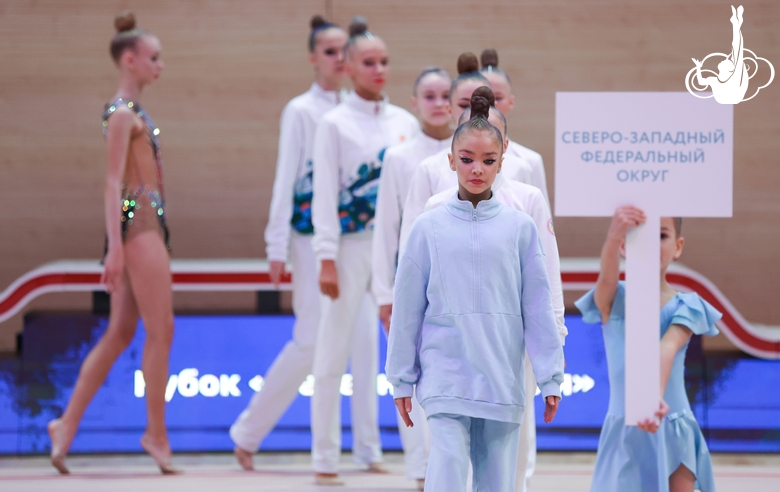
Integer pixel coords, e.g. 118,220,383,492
507,140,549,205
425,173,567,345
399,149,532,254
311,92,419,262
386,193,564,423
264,83,342,262
371,133,452,306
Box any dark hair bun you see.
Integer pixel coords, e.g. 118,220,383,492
114,11,136,33
471,86,495,107
481,48,499,69
470,95,491,120
457,52,479,74
348,15,368,37
310,15,327,30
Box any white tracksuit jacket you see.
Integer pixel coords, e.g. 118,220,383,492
507,140,549,205
264,82,342,261
371,133,452,306
311,92,420,261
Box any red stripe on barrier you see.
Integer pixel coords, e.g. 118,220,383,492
561,271,625,283
171,272,291,284
667,273,780,354
0,273,100,315
1,266,776,357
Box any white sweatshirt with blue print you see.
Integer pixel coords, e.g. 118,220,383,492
311,91,419,262
386,192,564,424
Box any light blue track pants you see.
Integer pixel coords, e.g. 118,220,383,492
426,413,521,492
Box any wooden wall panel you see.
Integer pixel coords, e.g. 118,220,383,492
1,0,778,351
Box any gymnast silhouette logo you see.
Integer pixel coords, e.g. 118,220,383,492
685,5,774,104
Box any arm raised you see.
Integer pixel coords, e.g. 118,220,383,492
594,206,646,324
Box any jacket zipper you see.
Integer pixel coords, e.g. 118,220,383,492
472,208,478,312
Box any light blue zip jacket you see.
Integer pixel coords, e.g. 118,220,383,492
386,192,564,423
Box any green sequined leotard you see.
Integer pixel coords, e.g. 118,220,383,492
102,99,170,249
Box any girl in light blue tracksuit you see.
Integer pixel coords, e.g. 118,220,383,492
386,93,564,492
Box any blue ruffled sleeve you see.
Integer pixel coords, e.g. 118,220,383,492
575,281,626,325
670,293,722,337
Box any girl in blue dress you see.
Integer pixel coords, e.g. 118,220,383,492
576,206,720,492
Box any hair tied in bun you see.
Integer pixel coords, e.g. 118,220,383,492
310,15,327,30
479,49,511,84
308,15,342,53
348,15,370,38
110,11,147,63
114,10,136,33
451,84,504,151
470,95,491,121
457,52,479,75
471,86,495,107
480,48,499,73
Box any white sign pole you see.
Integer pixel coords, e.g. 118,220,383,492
624,215,661,424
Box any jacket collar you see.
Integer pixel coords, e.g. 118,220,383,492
445,189,503,221
310,82,342,105
418,132,452,153
491,172,507,192
344,91,388,115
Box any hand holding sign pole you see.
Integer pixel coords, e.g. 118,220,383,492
555,92,733,425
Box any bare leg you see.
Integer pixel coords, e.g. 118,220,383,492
123,230,178,473
669,464,696,492
49,269,139,473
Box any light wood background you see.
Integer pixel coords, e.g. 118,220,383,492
1,0,778,352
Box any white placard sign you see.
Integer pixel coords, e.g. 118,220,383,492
555,92,733,426
556,92,733,217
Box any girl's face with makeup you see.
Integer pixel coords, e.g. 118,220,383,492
310,28,347,83
412,72,451,128
346,37,389,99
449,129,503,198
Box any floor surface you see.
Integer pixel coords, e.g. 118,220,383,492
1,451,779,491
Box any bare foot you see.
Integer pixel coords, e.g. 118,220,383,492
314,472,345,486
140,434,182,475
416,478,425,491
367,462,391,474
234,446,254,471
47,419,72,475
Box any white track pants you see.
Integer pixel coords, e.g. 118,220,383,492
311,233,381,473
427,414,521,492
229,234,376,454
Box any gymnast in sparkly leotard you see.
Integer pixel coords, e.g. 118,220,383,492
102,98,169,249
47,11,179,476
